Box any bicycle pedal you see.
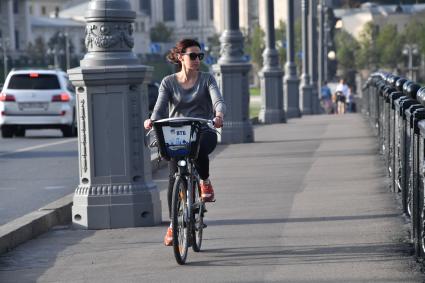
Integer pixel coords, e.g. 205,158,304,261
202,223,208,228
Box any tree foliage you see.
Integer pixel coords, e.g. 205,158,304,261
275,20,287,68
150,22,173,43
334,29,359,79
375,24,403,69
355,21,378,69
26,37,47,62
245,24,265,68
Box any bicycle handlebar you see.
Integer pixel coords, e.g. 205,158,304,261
152,117,214,125
146,117,217,138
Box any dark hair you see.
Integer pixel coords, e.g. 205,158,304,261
166,39,202,70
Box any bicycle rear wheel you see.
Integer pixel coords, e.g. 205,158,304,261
192,178,204,252
172,177,189,265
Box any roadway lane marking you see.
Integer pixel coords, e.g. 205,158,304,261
0,139,76,157
44,186,66,190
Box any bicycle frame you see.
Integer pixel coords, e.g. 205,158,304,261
174,156,199,241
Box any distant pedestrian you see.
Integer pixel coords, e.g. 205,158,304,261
320,81,333,114
346,85,356,113
335,78,349,114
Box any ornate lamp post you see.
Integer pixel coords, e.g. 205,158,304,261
213,0,253,143
67,0,161,229
284,0,301,118
300,0,313,115
258,0,286,124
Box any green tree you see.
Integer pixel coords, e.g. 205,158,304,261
294,19,303,75
334,29,359,79
404,19,425,54
245,24,265,69
275,20,287,68
150,22,173,42
26,36,47,65
207,33,220,60
356,22,378,69
375,24,403,69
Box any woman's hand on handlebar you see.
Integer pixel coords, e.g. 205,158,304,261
144,119,153,130
213,116,223,128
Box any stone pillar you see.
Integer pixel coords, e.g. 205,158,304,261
7,0,16,50
284,0,301,118
68,0,161,229
300,0,313,115
309,0,320,114
258,0,285,124
213,0,253,143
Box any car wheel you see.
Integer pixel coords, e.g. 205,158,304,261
1,126,14,138
61,125,74,138
15,127,26,137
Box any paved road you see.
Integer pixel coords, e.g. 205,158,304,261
0,130,78,226
0,114,424,282
0,130,159,226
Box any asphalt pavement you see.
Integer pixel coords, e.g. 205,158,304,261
0,130,78,226
1,114,424,282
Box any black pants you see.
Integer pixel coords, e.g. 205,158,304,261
167,130,217,218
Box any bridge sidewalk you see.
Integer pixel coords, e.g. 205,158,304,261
1,114,424,282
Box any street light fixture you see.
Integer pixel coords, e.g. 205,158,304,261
46,46,59,68
403,43,419,80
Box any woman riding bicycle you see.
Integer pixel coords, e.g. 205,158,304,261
144,38,226,246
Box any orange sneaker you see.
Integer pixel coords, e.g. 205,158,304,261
201,180,215,202
164,227,173,246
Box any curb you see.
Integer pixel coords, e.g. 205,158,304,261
0,155,167,255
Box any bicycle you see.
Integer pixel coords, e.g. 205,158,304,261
148,117,215,265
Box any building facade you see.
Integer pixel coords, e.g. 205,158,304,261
59,0,151,55
28,0,64,17
139,0,215,45
0,0,32,53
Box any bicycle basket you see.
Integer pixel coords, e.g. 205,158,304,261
153,120,202,160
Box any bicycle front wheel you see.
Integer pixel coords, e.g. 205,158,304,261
172,177,189,265
192,178,204,252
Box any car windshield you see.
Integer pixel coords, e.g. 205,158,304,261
7,74,61,90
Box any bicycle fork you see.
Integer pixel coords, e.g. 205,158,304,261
176,159,193,230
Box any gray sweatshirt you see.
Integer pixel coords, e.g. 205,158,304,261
150,72,226,121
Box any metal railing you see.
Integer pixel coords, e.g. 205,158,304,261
363,72,425,259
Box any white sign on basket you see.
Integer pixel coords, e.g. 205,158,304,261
162,125,192,146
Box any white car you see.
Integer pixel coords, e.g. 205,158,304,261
0,69,77,138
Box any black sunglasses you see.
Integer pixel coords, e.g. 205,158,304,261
182,52,205,61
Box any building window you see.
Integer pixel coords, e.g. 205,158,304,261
29,5,33,15
140,0,151,16
140,22,145,32
13,0,19,14
15,30,19,50
163,0,175,22
134,22,139,32
210,0,214,20
186,0,198,21
41,6,46,15
0,1,2,13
